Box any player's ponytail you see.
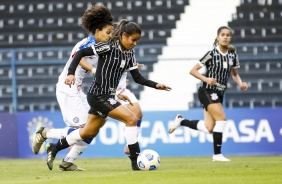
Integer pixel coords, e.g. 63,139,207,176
110,19,141,42
228,44,236,52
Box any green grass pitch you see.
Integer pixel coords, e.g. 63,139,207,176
0,156,281,184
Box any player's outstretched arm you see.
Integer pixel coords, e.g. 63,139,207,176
130,69,171,91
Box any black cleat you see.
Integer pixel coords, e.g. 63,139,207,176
46,143,57,170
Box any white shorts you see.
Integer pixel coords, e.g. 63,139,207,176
115,89,138,106
56,90,90,127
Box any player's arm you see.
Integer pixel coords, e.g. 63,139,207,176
190,62,217,85
79,58,96,75
231,68,248,91
130,69,171,91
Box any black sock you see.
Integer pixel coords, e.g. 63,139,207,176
213,132,223,155
180,120,199,130
128,142,140,161
55,138,70,152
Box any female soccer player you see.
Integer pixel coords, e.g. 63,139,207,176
32,4,114,171
169,26,248,161
45,19,171,171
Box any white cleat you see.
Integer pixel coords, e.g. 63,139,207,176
168,114,184,134
212,154,231,162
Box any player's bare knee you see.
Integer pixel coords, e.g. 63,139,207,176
125,116,138,126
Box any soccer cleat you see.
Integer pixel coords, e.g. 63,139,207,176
168,114,184,133
124,145,130,155
46,143,57,170
32,127,48,154
212,154,231,162
59,160,85,171
131,160,141,171
129,156,141,171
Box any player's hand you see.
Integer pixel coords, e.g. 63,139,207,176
206,78,217,85
240,82,248,91
137,63,144,72
156,84,172,91
65,75,76,88
117,94,133,106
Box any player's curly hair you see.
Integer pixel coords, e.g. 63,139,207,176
81,4,113,34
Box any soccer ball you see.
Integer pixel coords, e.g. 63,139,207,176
137,149,160,171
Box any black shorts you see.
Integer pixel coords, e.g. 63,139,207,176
87,93,121,118
198,86,223,111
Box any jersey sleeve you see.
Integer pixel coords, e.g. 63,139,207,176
91,42,111,56
233,52,240,69
125,51,138,71
199,51,213,67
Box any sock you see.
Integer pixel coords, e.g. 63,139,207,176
66,128,83,145
213,121,226,155
197,120,210,134
55,129,82,152
213,132,223,155
64,141,88,163
46,128,68,139
137,119,142,136
124,126,138,145
55,138,69,152
180,119,199,130
128,142,140,160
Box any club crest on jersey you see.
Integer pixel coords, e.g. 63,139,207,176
73,117,80,123
108,98,117,105
210,93,218,101
229,59,233,65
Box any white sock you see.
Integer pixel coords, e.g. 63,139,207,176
66,129,83,145
46,128,68,139
64,141,88,163
124,126,138,145
213,120,226,133
137,126,141,137
197,120,210,134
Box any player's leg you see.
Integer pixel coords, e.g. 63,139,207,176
108,105,140,170
207,103,230,161
122,90,143,154
46,114,105,170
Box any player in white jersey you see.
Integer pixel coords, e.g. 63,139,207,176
31,4,114,171
115,64,144,154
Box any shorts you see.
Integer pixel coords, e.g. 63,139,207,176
198,86,223,111
87,93,121,118
56,90,89,127
115,89,138,106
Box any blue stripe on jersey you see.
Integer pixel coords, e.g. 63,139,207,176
79,36,97,50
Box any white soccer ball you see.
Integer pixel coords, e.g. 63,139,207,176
137,149,160,171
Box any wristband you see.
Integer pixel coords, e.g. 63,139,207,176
91,68,96,75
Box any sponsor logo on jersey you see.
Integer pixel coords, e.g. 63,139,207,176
96,44,110,53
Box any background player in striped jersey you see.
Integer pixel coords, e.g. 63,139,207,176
169,26,248,161
115,63,144,154
45,19,171,171
32,4,114,171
